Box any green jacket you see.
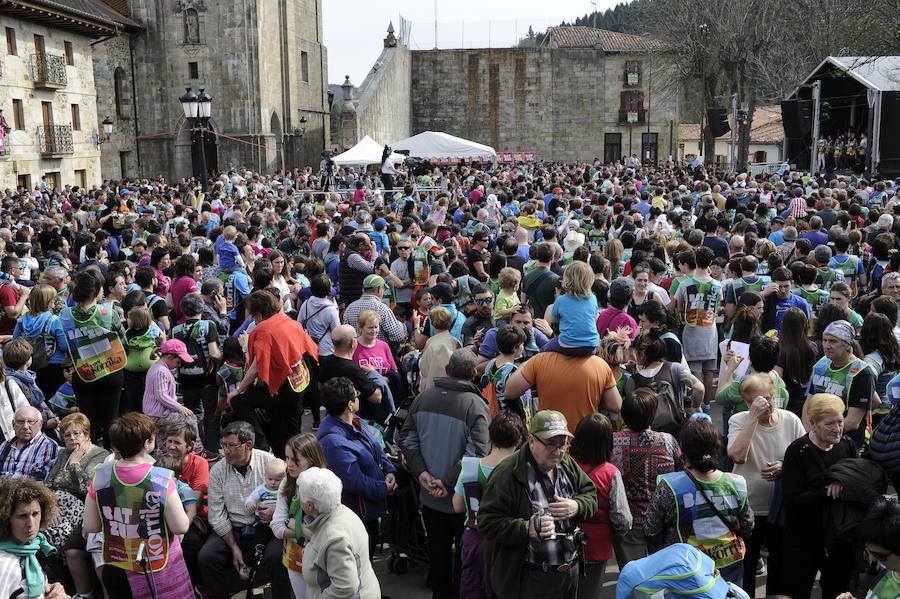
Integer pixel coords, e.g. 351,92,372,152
477,444,597,599
715,371,789,412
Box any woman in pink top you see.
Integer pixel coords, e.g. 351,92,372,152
150,247,172,298
142,339,202,452
169,254,199,324
352,309,398,375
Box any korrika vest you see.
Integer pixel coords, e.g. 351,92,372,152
656,471,748,568
94,462,172,573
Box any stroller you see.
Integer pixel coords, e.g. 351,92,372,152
381,455,429,574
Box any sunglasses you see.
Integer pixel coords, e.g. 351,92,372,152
474,297,493,305
866,547,893,562
398,246,411,250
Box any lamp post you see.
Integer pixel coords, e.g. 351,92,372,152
294,114,308,168
179,87,212,192
97,116,113,147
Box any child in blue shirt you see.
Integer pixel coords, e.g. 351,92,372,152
214,225,243,273
542,260,599,356
244,458,285,548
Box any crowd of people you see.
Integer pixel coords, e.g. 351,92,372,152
0,158,898,599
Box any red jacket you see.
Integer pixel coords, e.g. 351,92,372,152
575,459,617,561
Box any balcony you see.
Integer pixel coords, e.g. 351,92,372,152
618,109,647,124
37,125,74,157
30,53,68,89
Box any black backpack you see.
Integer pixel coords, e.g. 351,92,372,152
175,320,212,385
625,362,688,436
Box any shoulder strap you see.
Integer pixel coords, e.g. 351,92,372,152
684,471,743,535
525,270,552,298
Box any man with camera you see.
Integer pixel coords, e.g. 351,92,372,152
478,410,597,599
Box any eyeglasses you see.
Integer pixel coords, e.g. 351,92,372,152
474,297,493,305
398,246,411,250
535,436,571,451
820,419,844,429
62,430,84,439
13,419,40,426
866,547,893,562
221,441,248,450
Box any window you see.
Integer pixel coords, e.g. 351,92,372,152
71,104,80,131
301,51,309,83
64,41,74,65
620,90,644,112
114,67,131,120
5,28,15,56
624,60,642,86
74,169,86,189
188,61,199,79
12,99,24,130
33,34,44,55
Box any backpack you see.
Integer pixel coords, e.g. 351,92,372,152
625,362,687,436
175,320,212,385
481,359,518,418
26,317,55,370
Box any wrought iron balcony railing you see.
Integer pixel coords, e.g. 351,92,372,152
37,125,74,156
30,53,68,88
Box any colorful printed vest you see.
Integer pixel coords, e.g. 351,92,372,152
588,229,607,253
681,277,722,328
809,357,871,410
657,471,748,568
729,276,769,304
793,287,829,336
459,456,491,528
59,303,127,382
94,463,172,573
829,255,861,297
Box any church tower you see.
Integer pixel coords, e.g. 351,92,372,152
93,0,330,181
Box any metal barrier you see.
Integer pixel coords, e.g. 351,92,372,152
749,161,789,176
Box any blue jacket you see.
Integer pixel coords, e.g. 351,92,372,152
13,311,68,365
317,413,396,521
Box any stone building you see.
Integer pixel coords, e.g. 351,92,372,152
91,0,330,182
333,25,679,164
0,0,137,190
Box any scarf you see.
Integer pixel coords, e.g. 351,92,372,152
248,313,319,394
289,495,306,545
0,533,55,597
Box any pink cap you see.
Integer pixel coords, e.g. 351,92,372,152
159,339,194,363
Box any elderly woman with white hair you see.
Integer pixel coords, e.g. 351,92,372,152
298,467,381,599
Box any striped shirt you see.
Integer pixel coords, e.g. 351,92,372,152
0,432,59,481
343,294,408,344
207,448,274,537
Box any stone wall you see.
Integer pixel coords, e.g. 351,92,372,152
0,15,102,188
92,33,139,182
410,47,679,163
92,0,330,182
330,27,411,152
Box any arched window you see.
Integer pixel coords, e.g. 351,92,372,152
114,67,131,120
184,9,200,44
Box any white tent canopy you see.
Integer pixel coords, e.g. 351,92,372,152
390,131,497,162
332,135,405,166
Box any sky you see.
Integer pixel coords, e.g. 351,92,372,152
323,0,624,85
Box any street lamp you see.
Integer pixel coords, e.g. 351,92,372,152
179,87,212,192
97,116,113,146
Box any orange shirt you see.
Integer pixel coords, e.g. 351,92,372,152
519,352,617,432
